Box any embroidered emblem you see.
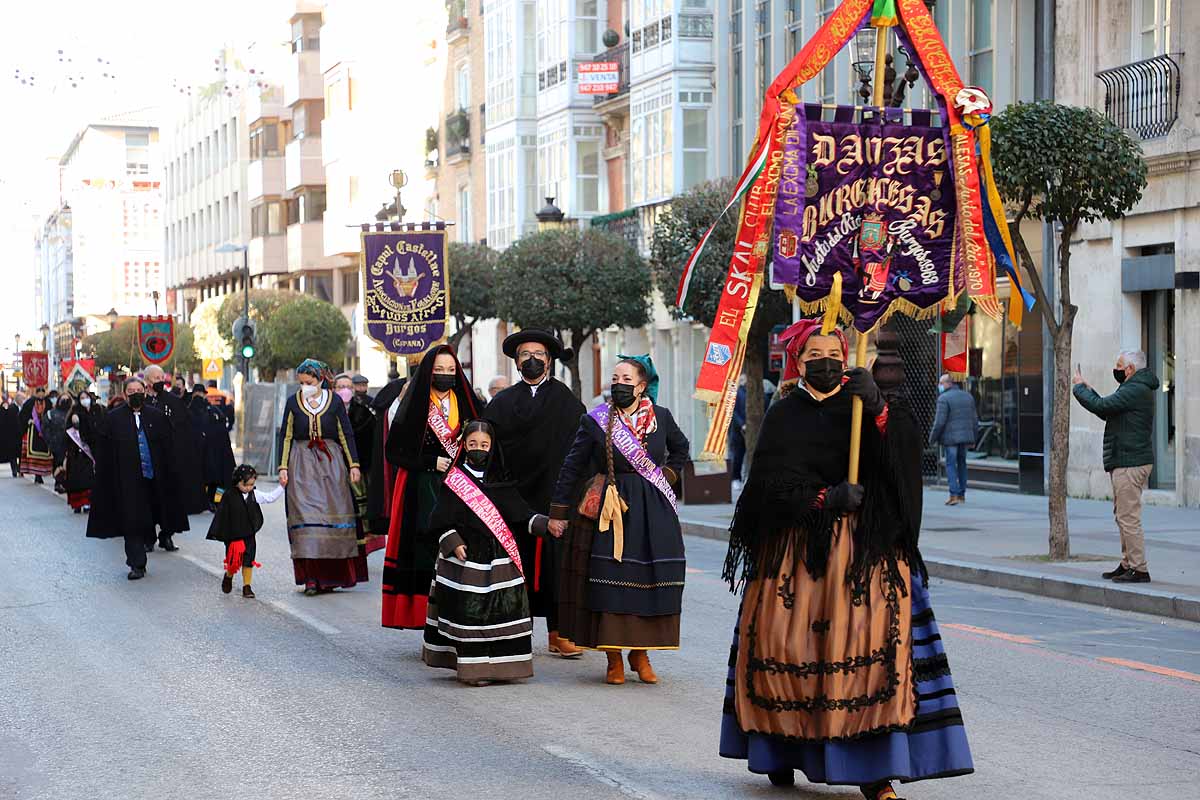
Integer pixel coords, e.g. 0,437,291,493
705,343,732,366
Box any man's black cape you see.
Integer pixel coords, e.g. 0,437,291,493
366,378,406,530
148,390,208,519
188,394,236,494
0,403,19,464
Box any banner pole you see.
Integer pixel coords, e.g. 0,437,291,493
848,24,890,485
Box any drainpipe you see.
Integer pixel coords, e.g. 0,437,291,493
1036,0,1055,493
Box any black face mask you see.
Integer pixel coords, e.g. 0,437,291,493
431,374,457,393
128,393,146,411
611,383,637,409
464,448,490,470
803,357,844,394
152,381,166,395
1113,368,1127,384
520,357,546,381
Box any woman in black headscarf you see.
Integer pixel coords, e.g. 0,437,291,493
381,345,479,630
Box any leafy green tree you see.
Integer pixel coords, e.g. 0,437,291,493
447,242,498,350
649,178,791,467
262,294,352,377
495,227,651,399
217,289,296,379
991,100,1147,559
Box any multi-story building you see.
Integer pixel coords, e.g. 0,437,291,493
162,53,271,324
437,0,488,246
320,0,444,380
1059,0,1197,507
38,114,165,368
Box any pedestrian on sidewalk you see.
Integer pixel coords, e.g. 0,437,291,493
1073,350,1158,584
484,329,587,658
382,346,479,628
86,377,183,580
278,359,369,596
929,374,977,506
422,420,551,685
719,320,973,800
206,464,283,598
548,355,690,686
0,392,21,477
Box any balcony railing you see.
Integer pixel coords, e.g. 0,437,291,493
589,208,640,252
445,109,471,159
592,42,630,107
1096,53,1181,139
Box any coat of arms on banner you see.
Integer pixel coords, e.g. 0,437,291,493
21,351,49,388
361,225,450,359
138,316,176,364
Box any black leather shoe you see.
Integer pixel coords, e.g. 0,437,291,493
1113,569,1151,583
242,585,255,599
767,770,794,787
158,536,178,552
221,574,233,594
1102,564,1129,580
128,567,146,580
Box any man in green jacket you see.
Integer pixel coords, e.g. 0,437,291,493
1072,350,1159,583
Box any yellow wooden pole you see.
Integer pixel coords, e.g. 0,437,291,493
848,26,890,484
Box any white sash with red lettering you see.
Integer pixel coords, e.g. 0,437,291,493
428,400,459,459
443,467,524,575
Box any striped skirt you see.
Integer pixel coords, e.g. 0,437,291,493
422,529,534,683
720,576,974,785
20,432,53,477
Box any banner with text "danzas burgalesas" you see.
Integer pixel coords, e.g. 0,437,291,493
360,222,450,359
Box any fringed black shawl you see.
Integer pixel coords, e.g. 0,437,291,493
722,386,925,599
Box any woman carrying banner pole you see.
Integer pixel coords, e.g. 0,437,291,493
381,345,479,630
718,321,973,800
277,359,369,596
548,355,689,686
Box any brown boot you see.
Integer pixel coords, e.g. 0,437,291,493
628,649,658,684
548,631,584,659
605,651,625,685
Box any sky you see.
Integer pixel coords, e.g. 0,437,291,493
0,0,294,353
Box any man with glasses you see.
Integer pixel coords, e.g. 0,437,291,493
484,329,586,658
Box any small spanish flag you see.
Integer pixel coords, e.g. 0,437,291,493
871,0,899,27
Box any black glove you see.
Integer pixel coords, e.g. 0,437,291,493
824,482,865,513
842,367,885,416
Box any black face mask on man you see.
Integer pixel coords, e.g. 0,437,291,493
1112,368,1127,384
432,374,457,393
803,357,844,394
127,393,146,411
611,383,638,409
152,381,166,395
464,448,490,470
520,357,546,381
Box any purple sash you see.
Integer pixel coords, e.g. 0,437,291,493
66,427,95,465
589,405,678,513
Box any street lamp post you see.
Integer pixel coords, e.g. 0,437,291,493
217,242,251,383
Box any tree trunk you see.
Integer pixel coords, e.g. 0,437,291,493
1047,323,1073,560
742,306,773,477
567,328,588,400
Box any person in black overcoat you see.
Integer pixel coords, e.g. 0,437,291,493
86,377,188,580
0,393,20,477
188,385,235,509
364,375,406,550
143,365,205,547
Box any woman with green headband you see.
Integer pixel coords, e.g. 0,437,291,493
549,354,690,686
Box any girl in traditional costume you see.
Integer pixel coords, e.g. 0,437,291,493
17,389,54,483
422,420,551,684
549,355,690,685
277,359,367,596
61,396,97,513
718,321,973,800
207,464,283,598
382,345,480,630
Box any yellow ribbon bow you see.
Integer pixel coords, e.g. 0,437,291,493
598,483,629,562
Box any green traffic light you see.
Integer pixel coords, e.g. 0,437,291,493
241,345,255,359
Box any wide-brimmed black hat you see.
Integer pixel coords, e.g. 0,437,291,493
502,329,574,364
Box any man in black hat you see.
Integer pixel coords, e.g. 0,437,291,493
484,329,586,658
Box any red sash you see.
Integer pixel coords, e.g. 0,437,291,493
443,467,524,575
427,400,459,459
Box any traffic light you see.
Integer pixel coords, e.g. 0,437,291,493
240,323,256,360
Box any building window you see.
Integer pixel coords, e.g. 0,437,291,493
251,200,287,238
487,141,516,248
731,1,743,166
298,187,326,223
817,0,836,104
682,107,709,190
631,85,673,204
785,0,803,59
125,130,150,176
576,138,600,214
291,18,320,53
536,0,566,88
341,269,360,305
537,126,568,211
969,0,994,91
230,191,240,236
1135,0,1171,59
576,0,599,55
755,0,772,96
229,116,238,162
249,122,280,160
485,2,516,124
456,62,470,111
292,101,324,141
457,186,471,243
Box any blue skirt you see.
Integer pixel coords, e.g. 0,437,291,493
719,578,974,786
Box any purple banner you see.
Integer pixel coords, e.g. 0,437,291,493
772,104,957,332
361,229,449,358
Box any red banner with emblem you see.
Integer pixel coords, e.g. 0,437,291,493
22,352,50,388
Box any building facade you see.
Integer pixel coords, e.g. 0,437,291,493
1058,0,1198,507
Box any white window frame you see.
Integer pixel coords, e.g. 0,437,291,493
1133,0,1171,59
574,128,603,215
631,82,673,205
457,185,472,243
680,93,712,191
816,0,836,105
485,2,516,125
455,61,471,112
968,0,995,90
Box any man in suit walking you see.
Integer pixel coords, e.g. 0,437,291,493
929,374,978,506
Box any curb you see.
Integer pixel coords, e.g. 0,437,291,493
679,517,1200,624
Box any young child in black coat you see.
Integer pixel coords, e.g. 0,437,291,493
206,464,283,597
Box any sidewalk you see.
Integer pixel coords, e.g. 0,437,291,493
678,487,1200,622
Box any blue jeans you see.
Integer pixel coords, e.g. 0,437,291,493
944,444,968,497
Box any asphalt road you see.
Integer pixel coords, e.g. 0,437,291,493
1,474,1197,800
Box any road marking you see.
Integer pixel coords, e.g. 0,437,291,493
942,623,1038,645
1097,657,1200,684
543,745,661,800
177,552,341,636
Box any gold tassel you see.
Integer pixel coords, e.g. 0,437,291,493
821,271,843,335
598,484,629,562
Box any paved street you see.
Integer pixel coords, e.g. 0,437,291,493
2,473,1198,800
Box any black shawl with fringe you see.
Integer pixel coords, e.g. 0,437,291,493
722,385,925,598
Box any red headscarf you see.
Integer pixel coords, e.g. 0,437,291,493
779,319,849,389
